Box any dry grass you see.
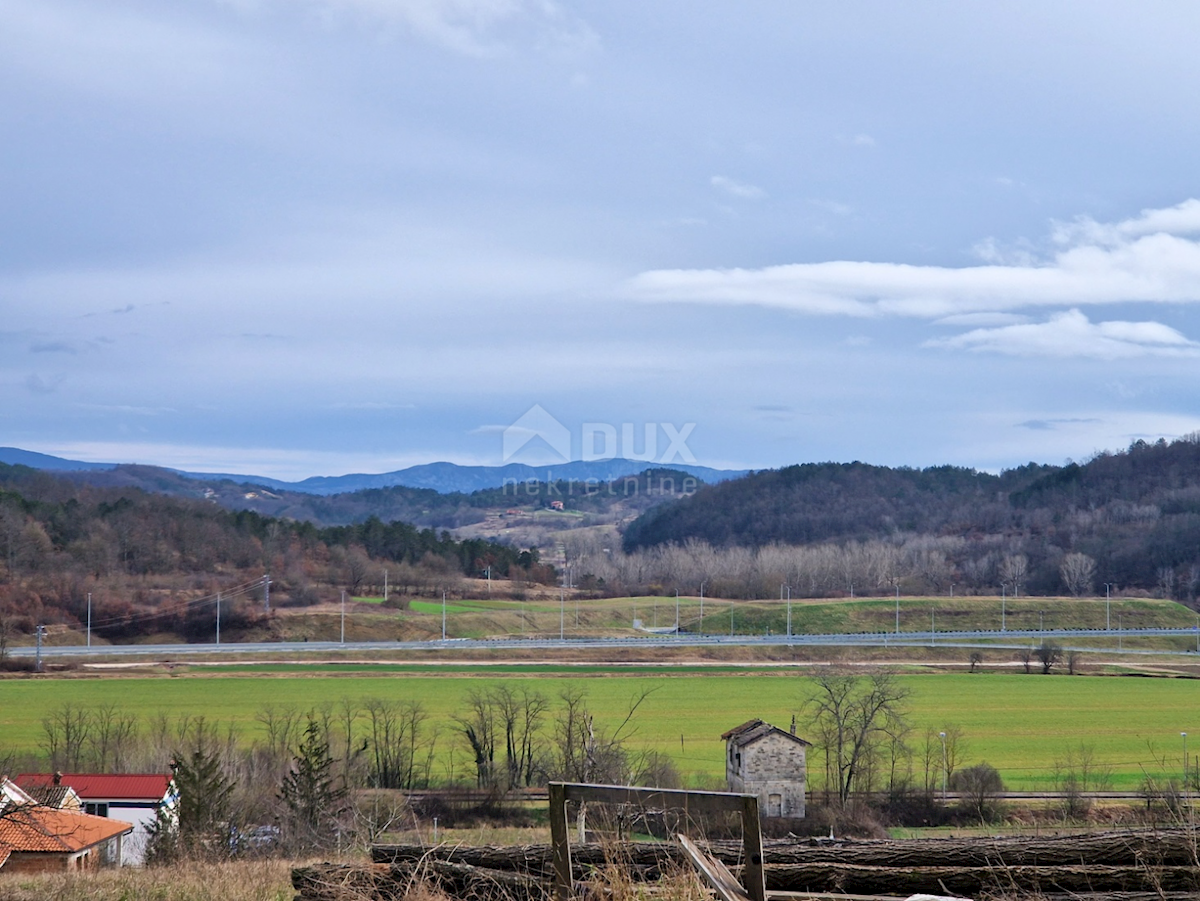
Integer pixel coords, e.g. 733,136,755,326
0,859,296,901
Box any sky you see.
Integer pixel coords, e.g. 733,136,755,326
4,1,1200,480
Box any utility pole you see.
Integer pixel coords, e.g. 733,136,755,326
341,590,346,645
674,590,679,633
1105,582,1111,630
895,584,900,634
486,565,492,597
442,590,447,641
264,573,271,612
384,569,388,603
216,591,221,645
87,592,92,648
559,584,564,640
699,582,705,636
35,624,46,673
1001,584,1006,631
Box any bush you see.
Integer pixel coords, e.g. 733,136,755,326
950,762,1005,822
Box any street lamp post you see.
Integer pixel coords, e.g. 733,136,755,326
939,731,948,803
786,584,792,640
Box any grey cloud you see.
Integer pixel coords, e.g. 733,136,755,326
25,373,64,394
30,341,76,354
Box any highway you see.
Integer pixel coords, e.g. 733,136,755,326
11,626,1200,661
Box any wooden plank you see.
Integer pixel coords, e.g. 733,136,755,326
557,782,751,815
678,834,752,901
739,794,766,901
548,782,572,901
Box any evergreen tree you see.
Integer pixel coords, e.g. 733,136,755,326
146,748,234,862
280,714,347,852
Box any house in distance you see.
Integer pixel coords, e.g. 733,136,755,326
17,772,176,867
722,718,810,819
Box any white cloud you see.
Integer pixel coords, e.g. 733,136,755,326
926,309,1200,359
628,199,1200,320
296,0,598,57
710,175,765,200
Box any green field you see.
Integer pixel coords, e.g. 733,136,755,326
3,669,1198,790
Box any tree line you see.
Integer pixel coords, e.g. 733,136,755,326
618,435,1200,601
0,464,551,644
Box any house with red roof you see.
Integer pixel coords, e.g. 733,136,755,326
16,773,176,866
0,777,133,874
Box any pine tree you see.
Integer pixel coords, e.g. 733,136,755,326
280,714,346,852
146,748,234,862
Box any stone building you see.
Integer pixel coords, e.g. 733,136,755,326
722,719,810,819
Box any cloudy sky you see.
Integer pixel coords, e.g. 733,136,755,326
5,1,1200,480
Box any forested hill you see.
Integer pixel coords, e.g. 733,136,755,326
623,436,1200,570
622,460,1050,549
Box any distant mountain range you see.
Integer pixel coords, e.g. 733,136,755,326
0,447,748,496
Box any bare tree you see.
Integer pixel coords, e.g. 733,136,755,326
999,554,1028,597
1059,552,1096,598
1035,640,1062,674
1016,647,1033,674
42,704,92,771
803,669,911,806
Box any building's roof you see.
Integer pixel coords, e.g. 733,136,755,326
17,773,173,802
22,784,80,809
0,843,11,869
721,719,811,748
1,777,37,808
0,806,133,854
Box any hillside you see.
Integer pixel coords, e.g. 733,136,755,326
622,436,1200,597
44,463,699,531
0,447,744,496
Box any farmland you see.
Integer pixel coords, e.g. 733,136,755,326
229,593,1199,644
3,665,1199,791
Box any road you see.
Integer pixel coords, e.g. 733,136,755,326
11,626,1200,661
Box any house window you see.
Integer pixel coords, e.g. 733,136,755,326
85,802,109,817
768,793,782,817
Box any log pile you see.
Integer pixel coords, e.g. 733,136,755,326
293,830,1200,901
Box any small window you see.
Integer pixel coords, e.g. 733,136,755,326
85,802,109,817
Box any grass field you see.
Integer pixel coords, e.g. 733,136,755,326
3,667,1199,791
247,594,1200,644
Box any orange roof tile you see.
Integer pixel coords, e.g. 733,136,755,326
0,806,133,853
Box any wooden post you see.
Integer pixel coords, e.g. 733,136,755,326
548,782,763,901
739,793,765,901
548,782,572,901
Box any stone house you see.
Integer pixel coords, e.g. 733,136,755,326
722,719,810,819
